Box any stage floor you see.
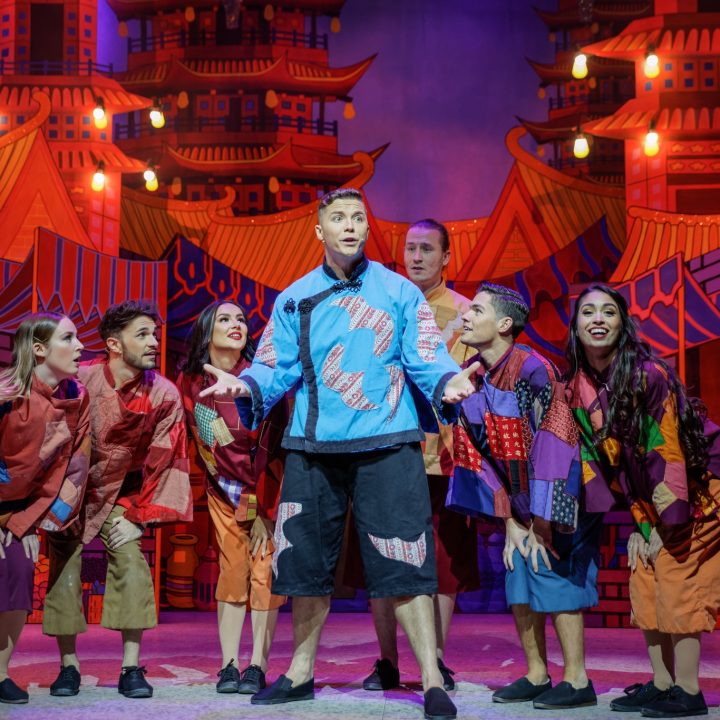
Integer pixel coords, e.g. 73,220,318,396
6,611,720,719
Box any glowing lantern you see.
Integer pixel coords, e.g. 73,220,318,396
92,99,107,129
145,176,159,192
343,99,356,120
537,87,546,99
91,162,106,192
644,50,660,79
171,176,183,196
149,103,166,129
118,21,128,37
177,91,189,109
263,4,274,21
572,53,588,80
265,89,279,108
330,17,341,33
573,133,590,159
644,129,660,157
185,6,196,22
268,176,280,194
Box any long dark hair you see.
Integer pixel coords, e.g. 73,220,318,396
181,300,256,376
566,283,708,472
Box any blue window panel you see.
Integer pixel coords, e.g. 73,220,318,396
17,46,25,54
281,101,291,109
281,190,292,201
684,62,693,71
83,116,90,125
0,116,7,124
66,130,74,138
644,81,652,91
249,191,258,201
18,11,25,19
66,116,74,123
82,131,90,139
200,100,209,110
192,191,201,200
245,99,255,110
300,192,311,203
664,79,673,88
49,115,58,124
1,29,9,37
704,62,713,71
68,27,76,35
67,46,75,54
705,78,715,87
83,48,91,56
2,14,9,22
68,12,76,19
664,62,672,71
84,29,91,38
684,78,694,87
217,100,226,110
49,130,58,138
17,26,25,34
0,48,7,57
297,103,306,112
100,132,106,140
84,14,92,22
17,115,24,123
211,191,219,199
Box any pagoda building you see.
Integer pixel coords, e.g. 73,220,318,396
581,0,720,218
519,0,652,184
0,0,150,255
107,0,384,215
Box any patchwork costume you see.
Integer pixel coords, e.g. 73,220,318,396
235,257,461,598
178,358,287,610
0,376,90,613
450,344,602,613
567,361,720,634
43,360,192,634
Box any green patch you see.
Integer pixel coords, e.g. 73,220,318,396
639,414,664,455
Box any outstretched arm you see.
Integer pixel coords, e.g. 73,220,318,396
199,364,251,399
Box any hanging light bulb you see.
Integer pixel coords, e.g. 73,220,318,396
644,126,660,157
571,52,588,79
93,98,107,129
343,99,356,120
264,89,279,108
145,176,159,192
644,48,660,79
177,90,189,109
149,101,166,129
330,16,341,33
263,3,274,21
91,161,106,192
185,6,196,22
268,176,280,193
573,132,590,159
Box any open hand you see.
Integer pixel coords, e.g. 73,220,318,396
442,361,481,404
199,364,250,399
503,517,530,571
527,518,559,573
249,516,274,560
107,515,144,550
627,532,649,571
22,533,40,563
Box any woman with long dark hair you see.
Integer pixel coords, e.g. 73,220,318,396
565,284,720,718
177,301,287,695
0,313,90,704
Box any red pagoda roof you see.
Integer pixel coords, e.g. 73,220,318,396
160,141,387,183
527,56,633,86
517,115,580,143
583,98,720,140
0,75,151,113
107,0,344,21
51,142,146,174
582,14,720,60
118,54,373,96
534,2,652,30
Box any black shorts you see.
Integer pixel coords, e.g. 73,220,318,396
272,443,437,598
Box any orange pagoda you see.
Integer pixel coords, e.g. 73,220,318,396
0,0,150,255
520,0,652,184
107,0,384,215
582,0,720,216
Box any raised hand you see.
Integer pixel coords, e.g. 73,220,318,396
442,360,481,404
198,364,250,399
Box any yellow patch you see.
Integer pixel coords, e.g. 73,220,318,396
211,417,234,447
655,395,686,464
652,481,678,514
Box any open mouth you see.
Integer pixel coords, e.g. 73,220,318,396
228,332,243,340
589,328,608,338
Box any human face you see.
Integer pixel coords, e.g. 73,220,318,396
404,226,449,294
113,315,159,371
460,291,505,349
575,290,622,360
315,197,368,274
36,317,84,379
209,303,248,353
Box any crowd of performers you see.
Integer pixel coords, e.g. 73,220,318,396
0,187,718,720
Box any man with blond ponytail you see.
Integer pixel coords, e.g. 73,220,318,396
0,313,90,704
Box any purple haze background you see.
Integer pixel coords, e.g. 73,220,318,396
97,0,552,221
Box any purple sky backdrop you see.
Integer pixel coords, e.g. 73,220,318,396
97,0,553,221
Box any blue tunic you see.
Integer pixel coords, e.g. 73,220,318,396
236,257,460,453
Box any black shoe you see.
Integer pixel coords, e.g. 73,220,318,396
611,681,671,712
362,658,400,691
424,687,457,719
641,686,708,718
118,665,153,699
437,659,456,691
49,665,81,697
237,664,266,694
533,680,597,709
216,659,240,693
0,678,29,704
493,676,552,703
250,674,314,705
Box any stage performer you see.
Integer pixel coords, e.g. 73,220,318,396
0,313,89,705
43,301,192,700
200,187,479,720
178,300,287,694
449,282,600,710
565,284,720,718
361,219,479,693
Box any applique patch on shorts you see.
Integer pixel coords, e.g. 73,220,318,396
368,531,427,567
272,501,303,576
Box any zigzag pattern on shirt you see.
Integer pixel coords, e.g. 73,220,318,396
321,344,379,411
255,317,277,368
416,301,443,362
368,531,427,568
384,364,405,421
331,295,394,358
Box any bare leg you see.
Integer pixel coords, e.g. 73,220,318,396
56,634,80,671
217,601,247,667
511,604,548,684
0,611,25,680
121,629,142,667
434,593,456,660
672,633,701,696
643,630,674,691
393,595,444,691
284,596,330,686
249,608,279,672
551,611,588,688
369,597,399,666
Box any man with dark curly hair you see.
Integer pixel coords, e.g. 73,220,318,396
43,301,192,700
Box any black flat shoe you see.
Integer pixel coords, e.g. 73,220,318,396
641,686,708,718
118,666,153,699
237,664,266,694
0,678,29,704
533,679,597,709
493,676,552,703
437,659,456,691
610,681,671,712
363,658,400,691
250,674,314,705
49,665,81,697
424,687,457,720
216,659,240,693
